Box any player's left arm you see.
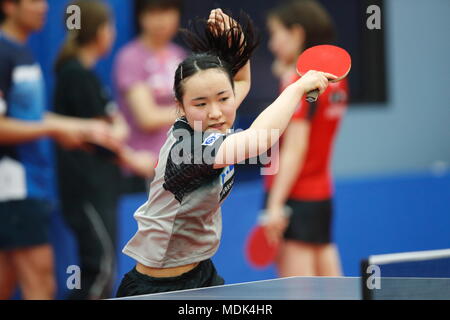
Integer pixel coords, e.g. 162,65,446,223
208,9,252,108
233,61,251,108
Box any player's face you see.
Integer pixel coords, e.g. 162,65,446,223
267,16,303,65
9,0,48,32
139,8,180,44
180,69,236,134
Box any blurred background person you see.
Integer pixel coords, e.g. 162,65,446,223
113,0,185,193
0,0,111,300
53,0,154,300
2,0,445,296
263,0,349,277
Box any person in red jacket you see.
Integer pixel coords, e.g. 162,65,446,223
264,0,349,277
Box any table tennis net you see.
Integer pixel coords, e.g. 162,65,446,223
361,249,450,299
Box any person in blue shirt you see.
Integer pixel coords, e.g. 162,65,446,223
0,0,118,299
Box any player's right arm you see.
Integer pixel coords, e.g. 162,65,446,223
213,70,334,169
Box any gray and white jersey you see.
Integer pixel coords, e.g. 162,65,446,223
123,117,235,268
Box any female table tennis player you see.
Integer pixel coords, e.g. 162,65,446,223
264,0,349,277
116,9,335,297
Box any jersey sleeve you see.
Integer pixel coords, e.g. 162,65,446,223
169,131,227,176
163,131,229,202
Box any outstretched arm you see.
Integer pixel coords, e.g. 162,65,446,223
213,70,334,169
233,60,251,107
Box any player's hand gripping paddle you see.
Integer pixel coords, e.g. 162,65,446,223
296,44,351,102
245,207,292,268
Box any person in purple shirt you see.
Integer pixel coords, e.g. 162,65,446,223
114,0,186,192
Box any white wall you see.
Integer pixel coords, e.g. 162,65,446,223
333,0,450,177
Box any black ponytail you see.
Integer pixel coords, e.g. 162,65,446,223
174,11,259,102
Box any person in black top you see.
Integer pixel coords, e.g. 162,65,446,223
0,0,120,300
54,0,154,300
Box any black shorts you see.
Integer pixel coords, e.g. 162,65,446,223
263,194,334,244
116,259,225,298
0,199,52,250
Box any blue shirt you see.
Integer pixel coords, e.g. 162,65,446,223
0,32,52,201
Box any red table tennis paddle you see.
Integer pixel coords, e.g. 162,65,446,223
296,44,351,102
245,207,292,269
245,225,278,268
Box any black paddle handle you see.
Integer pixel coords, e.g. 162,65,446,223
306,89,319,102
